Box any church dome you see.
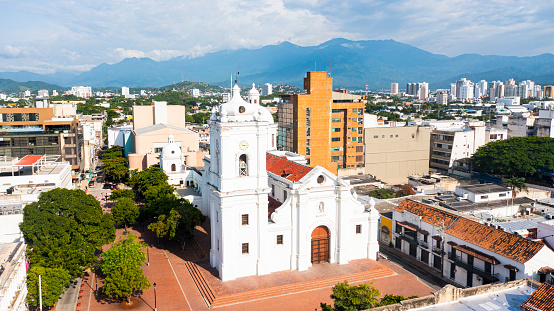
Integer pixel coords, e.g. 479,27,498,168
215,84,273,123
161,134,182,159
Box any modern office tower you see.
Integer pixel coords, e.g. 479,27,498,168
391,82,399,95
262,83,273,96
278,72,365,172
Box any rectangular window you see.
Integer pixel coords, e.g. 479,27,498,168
217,239,220,251
332,137,340,142
331,147,340,151
283,190,287,201
277,235,283,245
352,137,357,141
332,109,342,113
306,118,311,126
332,118,341,122
357,137,362,143
332,128,341,132
306,139,310,146
481,195,488,199
352,127,357,132
271,185,275,197
216,211,219,223
242,243,249,254
356,224,362,234
306,147,310,155
331,156,340,161
306,128,311,136
242,214,249,226
499,193,507,197
306,108,310,116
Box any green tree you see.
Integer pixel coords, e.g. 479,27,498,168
100,234,150,304
471,136,554,176
26,266,72,307
148,198,206,242
368,188,397,199
502,176,528,198
19,189,115,277
321,281,381,311
112,197,140,231
379,294,418,306
128,167,169,199
110,189,135,201
102,157,128,182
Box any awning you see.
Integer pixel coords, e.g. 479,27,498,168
419,230,429,236
453,244,500,265
504,264,519,272
432,235,442,241
447,241,458,246
396,221,419,232
538,266,554,274
381,226,390,234
15,155,45,166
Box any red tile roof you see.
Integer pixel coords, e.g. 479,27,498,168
395,199,458,228
15,155,45,166
266,153,313,182
521,283,554,311
445,217,544,264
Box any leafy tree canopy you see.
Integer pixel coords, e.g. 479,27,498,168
26,266,72,307
128,167,169,199
368,188,397,199
100,234,150,303
396,184,416,197
110,189,135,201
19,189,115,277
471,136,554,176
321,281,381,311
112,197,139,230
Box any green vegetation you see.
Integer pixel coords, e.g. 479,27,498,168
128,166,169,199
502,176,528,198
368,185,416,199
99,234,150,304
26,266,72,308
102,146,129,182
20,189,115,307
471,136,554,176
112,198,140,231
321,281,417,310
110,189,135,201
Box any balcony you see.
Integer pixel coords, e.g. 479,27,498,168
448,252,499,282
419,240,428,248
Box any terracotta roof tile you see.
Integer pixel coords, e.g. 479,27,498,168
521,283,554,311
445,217,544,264
266,153,312,182
395,199,458,228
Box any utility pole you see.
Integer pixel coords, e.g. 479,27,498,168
39,274,43,310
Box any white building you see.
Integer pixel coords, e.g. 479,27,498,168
107,124,133,148
67,86,92,98
437,90,448,105
393,199,554,288
188,89,200,98
391,83,399,95
201,84,379,281
80,115,104,172
160,133,191,186
0,237,27,311
37,89,49,98
456,78,474,100
122,86,130,96
262,83,273,96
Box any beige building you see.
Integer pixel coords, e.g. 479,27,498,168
364,126,431,184
129,102,206,170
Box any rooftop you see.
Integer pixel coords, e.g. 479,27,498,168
521,283,554,311
458,183,510,194
266,153,313,182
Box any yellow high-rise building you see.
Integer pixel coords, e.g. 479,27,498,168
278,72,365,172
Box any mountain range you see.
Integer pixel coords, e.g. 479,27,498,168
2,38,554,91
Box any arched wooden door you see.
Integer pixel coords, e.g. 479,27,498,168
311,226,330,264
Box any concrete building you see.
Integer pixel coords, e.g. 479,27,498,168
188,89,200,97
201,84,379,281
0,237,26,311
544,85,554,98
390,82,399,95
436,90,448,105
262,83,272,96
107,123,133,152
37,89,49,98
79,115,104,172
364,126,431,184
67,86,92,98
129,101,206,170
393,199,554,288
278,72,365,172
0,107,83,170
122,86,130,96
456,78,474,100
429,124,506,172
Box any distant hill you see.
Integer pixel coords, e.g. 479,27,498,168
0,79,65,94
3,38,554,90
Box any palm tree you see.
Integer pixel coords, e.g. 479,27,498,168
502,176,528,198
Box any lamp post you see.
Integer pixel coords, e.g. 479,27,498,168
153,282,157,311
147,247,150,266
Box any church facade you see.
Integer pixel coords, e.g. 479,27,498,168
200,84,380,281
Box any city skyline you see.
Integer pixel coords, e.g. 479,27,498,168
1,0,554,75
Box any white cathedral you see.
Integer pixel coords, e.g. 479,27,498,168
189,83,381,281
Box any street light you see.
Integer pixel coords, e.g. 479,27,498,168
147,247,150,266
153,282,157,311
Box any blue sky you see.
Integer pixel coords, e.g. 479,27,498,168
1,0,553,74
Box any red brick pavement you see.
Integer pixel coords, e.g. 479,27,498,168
78,222,436,311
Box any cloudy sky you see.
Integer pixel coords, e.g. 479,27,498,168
1,0,553,74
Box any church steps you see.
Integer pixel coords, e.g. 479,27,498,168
210,268,394,307
184,261,216,307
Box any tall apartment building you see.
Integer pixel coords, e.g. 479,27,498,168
278,72,364,172
262,83,273,96
406,82,429,99
544,85,554,98
0,108,82,170
122,86,130,96
455,78,474,100
390,82,399,95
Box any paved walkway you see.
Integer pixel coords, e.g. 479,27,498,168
55,278,82,311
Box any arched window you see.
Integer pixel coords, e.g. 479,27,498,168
239,154,248,176
171,163,176,172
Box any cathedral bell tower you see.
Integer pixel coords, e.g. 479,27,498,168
206,83,277,281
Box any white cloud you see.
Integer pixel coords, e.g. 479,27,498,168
113,48,189,62
0,45,35,59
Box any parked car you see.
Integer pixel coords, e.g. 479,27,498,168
88,181,95,187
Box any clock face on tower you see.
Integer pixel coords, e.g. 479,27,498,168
239,140,249,150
